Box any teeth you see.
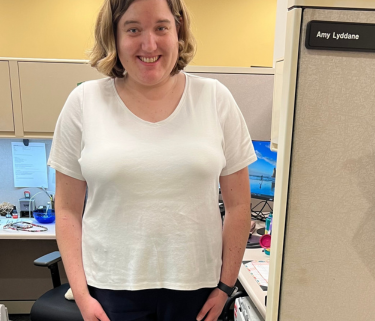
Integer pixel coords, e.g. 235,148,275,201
140,56,159,63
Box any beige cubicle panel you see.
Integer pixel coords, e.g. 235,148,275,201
270,60,284,152
18,62,105,136
0,61,14,132
189,70,274,142
271,6,375,321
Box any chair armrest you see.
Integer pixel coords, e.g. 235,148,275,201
220,291,247,321
34,251,62,288
34,251,61,267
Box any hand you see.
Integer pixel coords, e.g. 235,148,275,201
76,294,110,321
196,288,228,321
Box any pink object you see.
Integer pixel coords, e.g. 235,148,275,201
259,234,271,249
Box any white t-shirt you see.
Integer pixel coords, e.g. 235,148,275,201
48,72,256,291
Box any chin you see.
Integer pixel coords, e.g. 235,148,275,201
138,71,172,85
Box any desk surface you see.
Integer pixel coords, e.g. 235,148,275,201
0,217,56,239
239,248,269,320
238,219,269,320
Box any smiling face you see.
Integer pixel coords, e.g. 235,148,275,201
116,0,180,88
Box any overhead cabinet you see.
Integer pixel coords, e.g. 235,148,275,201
0,59,105,138
0,61,14,133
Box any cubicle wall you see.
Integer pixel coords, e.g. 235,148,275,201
0,66,274,311
190,71,274,142
274,8,375,321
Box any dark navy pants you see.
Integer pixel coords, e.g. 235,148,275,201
88,285,215,321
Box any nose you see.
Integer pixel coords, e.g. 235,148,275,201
141,31,157,52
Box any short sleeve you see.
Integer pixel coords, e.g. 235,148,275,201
47,84,85,181
216,81,257,176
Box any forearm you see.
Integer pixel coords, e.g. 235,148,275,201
56,210,89,303
220,204,251,287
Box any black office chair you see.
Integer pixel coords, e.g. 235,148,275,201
219,290,247,321
30,251,83,321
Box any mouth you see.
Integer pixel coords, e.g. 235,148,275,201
138,56,161,63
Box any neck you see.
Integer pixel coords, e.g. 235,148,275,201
121,73,180,101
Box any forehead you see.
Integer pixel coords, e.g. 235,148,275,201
121,0,174,21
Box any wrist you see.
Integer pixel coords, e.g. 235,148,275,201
71,287,91,303
217,281,238,297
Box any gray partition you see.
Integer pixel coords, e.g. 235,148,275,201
279,8,375,321
191,72,274,141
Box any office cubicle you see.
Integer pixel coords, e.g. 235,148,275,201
268,1,375,320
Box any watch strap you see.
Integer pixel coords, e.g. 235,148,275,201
217,281,237,296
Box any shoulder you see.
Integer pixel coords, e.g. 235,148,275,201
79,77,113,93
185,73,232,99
64,77,115,108
185,72,217,85
185,72,217,92
65,77,111,100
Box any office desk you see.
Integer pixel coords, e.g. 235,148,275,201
238,248,269,320
0,217,56,239
238,219,269,320
0,218,60,313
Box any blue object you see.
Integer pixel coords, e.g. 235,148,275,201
33,209,55,224
248,141,277,200
265,216,272,234
268,213,273,233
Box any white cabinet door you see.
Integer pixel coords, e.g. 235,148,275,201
18,62,105,135
0,61,14,132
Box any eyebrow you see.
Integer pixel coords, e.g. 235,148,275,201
124,20,141,25
123,19,171,26
156,19,171,24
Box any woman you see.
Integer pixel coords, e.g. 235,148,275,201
48,0,256,320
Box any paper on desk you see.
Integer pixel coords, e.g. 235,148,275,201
11,142,48,188
245,260,269,287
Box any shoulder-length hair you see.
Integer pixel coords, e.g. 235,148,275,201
88,0,196,78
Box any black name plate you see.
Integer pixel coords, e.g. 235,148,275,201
306,20,375,52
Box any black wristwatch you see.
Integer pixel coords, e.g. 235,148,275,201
217,281,238,297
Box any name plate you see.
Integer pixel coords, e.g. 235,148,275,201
306,20,375,52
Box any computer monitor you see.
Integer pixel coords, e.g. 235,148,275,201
248,140,277,201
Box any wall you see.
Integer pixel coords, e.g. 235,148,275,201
0,139,54,212
0,0,277,67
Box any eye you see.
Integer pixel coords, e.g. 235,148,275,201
127,28,138,34
157,26,168,32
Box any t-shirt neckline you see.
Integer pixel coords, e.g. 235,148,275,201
111,72,188,126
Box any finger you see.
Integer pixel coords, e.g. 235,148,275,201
96,310,110,321
202,309,220,321
196,301,213,321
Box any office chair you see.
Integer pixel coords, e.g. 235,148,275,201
30,251,83,321
219,290,247,321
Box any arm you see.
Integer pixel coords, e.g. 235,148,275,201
197,167,251,321
219,166,251,288
55,171,109,321
55,171,87,301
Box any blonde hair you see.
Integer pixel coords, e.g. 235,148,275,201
89,0,196,78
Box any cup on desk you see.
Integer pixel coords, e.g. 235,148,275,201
259,234,271,255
